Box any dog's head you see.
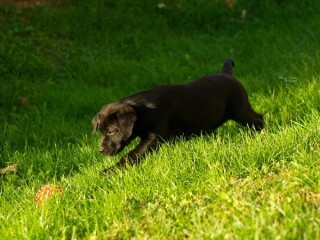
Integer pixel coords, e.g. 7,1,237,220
92,103,137,156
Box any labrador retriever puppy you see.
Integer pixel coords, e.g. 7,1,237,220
92,59,263,172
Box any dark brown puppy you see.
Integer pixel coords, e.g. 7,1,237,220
92,59,263,171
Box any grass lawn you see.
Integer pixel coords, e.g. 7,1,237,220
1,0,319,239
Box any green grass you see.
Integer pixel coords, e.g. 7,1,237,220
1,0,320,239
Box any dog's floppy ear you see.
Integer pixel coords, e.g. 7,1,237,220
117,104,137,141
92,112,102,134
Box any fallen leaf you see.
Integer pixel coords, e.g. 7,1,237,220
35,184,63,206
0,165,17,174
225,0,235,9
18,96,29,107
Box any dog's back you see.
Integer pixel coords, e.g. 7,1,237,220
123,59,259,137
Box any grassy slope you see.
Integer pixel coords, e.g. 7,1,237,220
0,0,319,239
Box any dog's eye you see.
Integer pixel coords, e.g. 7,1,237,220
106,130,115,136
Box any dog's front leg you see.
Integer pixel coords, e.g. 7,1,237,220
117,132,158,166
100,132,157,175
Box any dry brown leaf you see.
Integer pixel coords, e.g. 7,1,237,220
0,165,17,174
18,96,29,107
225,0,235,9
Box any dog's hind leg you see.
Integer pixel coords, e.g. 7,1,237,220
234,111,264,131
231,98,264,131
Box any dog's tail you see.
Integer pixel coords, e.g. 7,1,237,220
221,58,234,75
